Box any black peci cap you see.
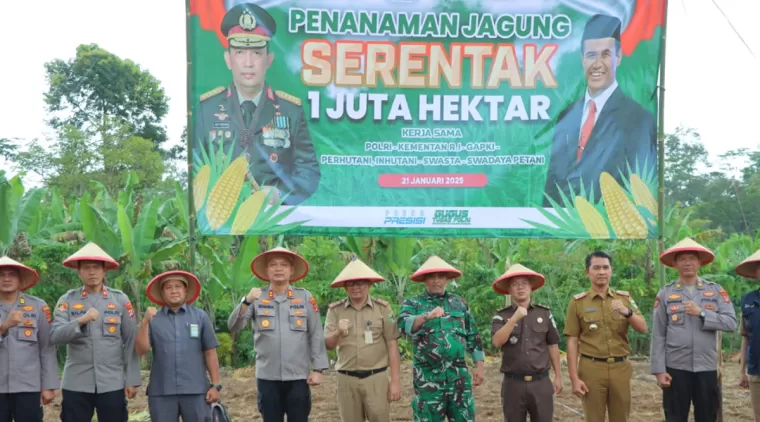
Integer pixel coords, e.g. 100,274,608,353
582,14,622,45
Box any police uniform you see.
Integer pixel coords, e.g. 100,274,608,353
194,3,320,206
736,249,760,421
227,248,328,422
397,256,485,422
491,263,559,422
143,271,220,422
564,288,642,422
324,258,401,422
650,238,738,422
0,257,59,422
50,243,140,422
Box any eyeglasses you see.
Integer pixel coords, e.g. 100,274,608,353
345,281,370,287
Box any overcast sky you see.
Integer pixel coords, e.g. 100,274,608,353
0,0,757,185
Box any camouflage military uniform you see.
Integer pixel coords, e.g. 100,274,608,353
398,291,485,422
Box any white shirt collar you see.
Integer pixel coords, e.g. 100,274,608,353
584,80,618,112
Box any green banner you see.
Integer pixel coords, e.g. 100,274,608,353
189,0,664,238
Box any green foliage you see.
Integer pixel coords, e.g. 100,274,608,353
216,332,233,367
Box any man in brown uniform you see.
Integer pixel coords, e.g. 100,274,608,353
324,257,401,422
564,251,648,422
491,264,562,422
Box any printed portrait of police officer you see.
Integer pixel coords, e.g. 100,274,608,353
194,2,320,206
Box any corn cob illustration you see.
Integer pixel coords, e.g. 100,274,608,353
205,156,248,230
630,173,657,217
600,172,647,239
192,164,211,211
230,190,268,235
575,196,610,238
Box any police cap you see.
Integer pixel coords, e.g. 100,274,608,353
221,3,276,49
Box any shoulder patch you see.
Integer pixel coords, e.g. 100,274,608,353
328,300,343,309
616,290,630,297
275,90,302,106
372,298,389,307
200,86,225,102
573,292,588,300
534,303,550,310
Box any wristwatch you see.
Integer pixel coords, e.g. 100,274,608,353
421,312,430,321
241,296,251,306
699,310,706,319
210,383,222,392
626,308,634,318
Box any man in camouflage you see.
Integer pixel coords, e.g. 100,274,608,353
397,256,485,422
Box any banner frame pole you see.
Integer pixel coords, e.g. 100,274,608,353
185,0,197,274
657,2,669,288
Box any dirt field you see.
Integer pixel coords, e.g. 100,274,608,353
41,360,752,421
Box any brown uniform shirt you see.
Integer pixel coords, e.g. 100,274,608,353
564,288,642,358
491,304,560,375
324,296,400,371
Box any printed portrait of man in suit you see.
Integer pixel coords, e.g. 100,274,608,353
542,14,657,207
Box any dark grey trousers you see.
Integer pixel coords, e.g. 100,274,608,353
148,394,210,422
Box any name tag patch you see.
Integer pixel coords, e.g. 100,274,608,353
190,324,199,338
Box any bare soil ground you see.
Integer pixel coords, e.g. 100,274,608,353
42,361,752,421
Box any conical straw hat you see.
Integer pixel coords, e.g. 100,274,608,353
410,256,462,282
0,256,39,291
146,270,202,306
251,247,309,282
492,264,545,295
330,257,384,288
63,242,119,270
659,237,714,268
736,249,760,279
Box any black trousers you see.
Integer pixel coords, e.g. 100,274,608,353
256,379,310,422
61,389,128,422
663,367,719,422
0,393,43,422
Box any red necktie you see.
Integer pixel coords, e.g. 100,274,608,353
577,100,596,161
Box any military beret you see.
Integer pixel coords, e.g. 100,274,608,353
221,3,277,49
582,14,622,44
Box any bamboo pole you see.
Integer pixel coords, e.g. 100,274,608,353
657,1,669,288
185,0,197,273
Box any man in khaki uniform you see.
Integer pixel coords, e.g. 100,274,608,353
564,251,648,422
324,257,401,422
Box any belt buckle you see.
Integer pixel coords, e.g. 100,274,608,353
606,357,615,363
524,375,533,382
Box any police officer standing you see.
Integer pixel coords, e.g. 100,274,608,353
0,256,59,421
650,238,737,422
136,270,221,421
227,247,329,422
491,263,562,422
195,2,320,205
324,257,402,422
397,256,485,422
736,249,760,421
564,251,648,422
51,242,141,422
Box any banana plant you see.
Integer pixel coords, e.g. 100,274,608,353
0,171,46,257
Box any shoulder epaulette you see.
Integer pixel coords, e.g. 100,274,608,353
573,292,588,300
372,298,389,307
200,86,225,102
275,90,302,106
535,303,551,310
616,290,630,297
496,306,510,314
328,300,344,309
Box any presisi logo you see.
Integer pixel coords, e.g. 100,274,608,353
384,209,426,225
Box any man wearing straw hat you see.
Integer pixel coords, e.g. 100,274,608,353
397,256,485,422
136,270,222,421
564,251,648,422
735,249,760,420
227,246,329,422
0,256,59,421
324,257,402,422
491,263,562,422
650,238,737,422
50,242,141,422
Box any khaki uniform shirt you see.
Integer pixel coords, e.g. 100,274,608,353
324,296,400,371
491,303,560,375
0,293,60,393
51,287,141,393
564,288,642,358
649,278,737,374
227,285,329,381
